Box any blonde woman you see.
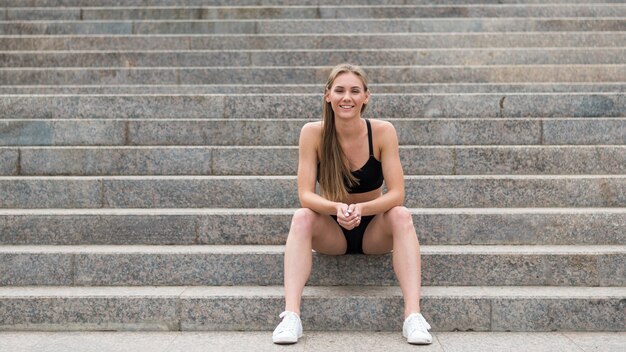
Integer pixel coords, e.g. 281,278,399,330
272,63,432,345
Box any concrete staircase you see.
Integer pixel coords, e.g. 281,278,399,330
0,0,624,333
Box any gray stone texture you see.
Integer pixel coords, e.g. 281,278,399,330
3,48,625,67
0,95,225,119
1,331,625,352
0,119,126,146
4,118,623,147
1,209,624,246
2,66,624,85
0,289,181,331
3,0,625,5
1,245,622,286
0,211,201,245
19,147,214,175
491,297,625,331
2,33,625,51
101,176,298,208
3,18,623,35
2,94,625,119
0,252,74,285
3,176,625,208
11,146,625,176
7,5,616,20
0,178,101,208
0,286,624,332
0,148,18,175
2,83,625,95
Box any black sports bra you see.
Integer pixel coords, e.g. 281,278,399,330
318,119,384,194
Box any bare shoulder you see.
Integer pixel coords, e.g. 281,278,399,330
299,121,322,149
368,118,398,140
301,121,323,135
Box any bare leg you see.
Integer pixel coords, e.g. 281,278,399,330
283,208,347,315
362,206,422,317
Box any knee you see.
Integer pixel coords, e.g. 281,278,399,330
387,206,415,236
387,206,413,225
289,208,317,236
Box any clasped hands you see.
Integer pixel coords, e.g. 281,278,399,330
336,203,363,230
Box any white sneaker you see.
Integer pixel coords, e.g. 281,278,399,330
402,313,433,344
272,311,303,344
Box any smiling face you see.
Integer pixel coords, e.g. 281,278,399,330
325,72,370,120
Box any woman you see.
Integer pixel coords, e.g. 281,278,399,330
272,63,432,345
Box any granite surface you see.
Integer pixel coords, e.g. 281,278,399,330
2,94,625,119
3,176,625,208
3,66,624,85
3,33,625,51
3,48,624,68
9,5,620,21
0,213,199,245
1,246,622,286
2,32,624,51
0,120,126,146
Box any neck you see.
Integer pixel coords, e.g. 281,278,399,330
334,116,364,140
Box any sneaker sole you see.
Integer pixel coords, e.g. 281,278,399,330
407,337,433,345
272,334,302,344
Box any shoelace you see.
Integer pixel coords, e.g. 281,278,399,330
406,314,431,335
275,311,299,334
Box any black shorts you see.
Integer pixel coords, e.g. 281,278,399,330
330,215,376,254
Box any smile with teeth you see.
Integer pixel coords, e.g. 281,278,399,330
339,105,354,109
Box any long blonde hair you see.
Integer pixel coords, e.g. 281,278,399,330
319,63,369,201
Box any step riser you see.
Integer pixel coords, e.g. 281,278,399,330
1,146,625,176
7,6,626,21
4,49,625,67
3,119,625,146
1,177,625,208
0,288,622,332
2,211,625,246
1,250,623,286
2,19,624,35
2,84,626,95
2,94,624,119
2,66,624,85
5,0,624,6
3,33,623,50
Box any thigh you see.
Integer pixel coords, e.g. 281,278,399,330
307,211,347,255
361,212,394,255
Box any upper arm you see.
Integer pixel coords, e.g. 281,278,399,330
378,121,404,197
297,122,321,198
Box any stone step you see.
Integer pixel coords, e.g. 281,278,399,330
2,48,625,67
5,4,626,21
2,65,623,85
3,33,623,51
1,18,624,35
2,208,624,246
2,83,626,95
4,0,623,6
1,175,625,208
1,245,624,287
0,118,626,146
1,146,625,176
1,94,624,119
3,118,625,147
0,285,623,331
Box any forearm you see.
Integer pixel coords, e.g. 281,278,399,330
358,189,404,216
299,191,341,215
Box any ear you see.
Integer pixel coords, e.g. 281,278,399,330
364,90,371,105
324,88,331,103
